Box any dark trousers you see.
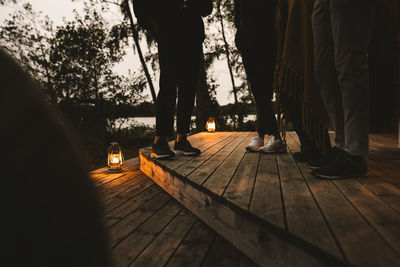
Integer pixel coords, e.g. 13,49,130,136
312,0,376,155
235,0,278,136
241,46,278,136
155,34,202,137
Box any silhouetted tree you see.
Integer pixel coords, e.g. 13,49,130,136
0,0,146,146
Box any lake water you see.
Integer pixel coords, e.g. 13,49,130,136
113,115,257,129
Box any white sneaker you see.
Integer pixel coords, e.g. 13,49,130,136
260,136,287,154
246,135,264,152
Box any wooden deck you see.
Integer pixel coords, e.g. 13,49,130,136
139,131,400,267
90,158,257,267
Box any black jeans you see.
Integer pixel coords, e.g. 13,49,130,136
240,46,278,136
235,0,278,136
155,28,203,137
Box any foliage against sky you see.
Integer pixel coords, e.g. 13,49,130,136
0,0,253,110
0,0,146,106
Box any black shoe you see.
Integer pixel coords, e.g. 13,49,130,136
174,135,201,156
308,147,344,169
311,152,367,179
151,137,175,159
293,145,321,163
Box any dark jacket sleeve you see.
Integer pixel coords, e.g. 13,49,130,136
132,0,160,30
234,0,240,29
191,0,213,17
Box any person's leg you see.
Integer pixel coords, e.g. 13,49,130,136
312,0,345,151
155,37,179,138
241,45,288,154
176,42,202,136
241,47,279,137
172,39,202,156
290,104,321,161
238,0,278,137
152,36,178,158
330,0,375,156
312,0,375,178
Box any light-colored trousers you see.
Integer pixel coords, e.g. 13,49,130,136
312,0,376,156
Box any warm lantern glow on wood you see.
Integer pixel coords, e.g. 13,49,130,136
108,142,123,172
206,117,216,133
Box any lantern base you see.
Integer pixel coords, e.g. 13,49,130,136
108,167,122,173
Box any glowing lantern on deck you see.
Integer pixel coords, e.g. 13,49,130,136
206,117,216,133
108,142,124,172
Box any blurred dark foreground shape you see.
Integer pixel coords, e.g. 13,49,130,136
0,50,110,267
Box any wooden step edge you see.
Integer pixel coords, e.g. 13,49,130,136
139,150,348,267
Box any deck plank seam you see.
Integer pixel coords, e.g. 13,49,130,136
367,167,400,188
247,151,261,212
109,198,175,251
171,132,235,169
285,144,348,263
103,187,164,231
101,179,158,217
219,132,253,198
90,159,139,176
355,177,400,215
103,182,160,217
127,207,186,266
331,180,400,258
172,132,243,179
221,150,248,198
98,173,148,199
162,217,199,267
198,233,218,267
199,132,250,187
163,132,236,172
276,153,289,232
99,173,149,200
95,172,135,191
94,172,131,187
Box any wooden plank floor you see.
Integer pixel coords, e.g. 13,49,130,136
90,158,257,267
140,132,400,267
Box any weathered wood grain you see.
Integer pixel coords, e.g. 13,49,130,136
286,132,400,266
162,132,230,171
102,183,161,229
278,134,342,259
203,133,252,196
187,132,248,185
239,254,260,267
98,172,147,199
107,192,172,249
131,209,197,266
334,178,400,255
249,152,285,229
223,150,260,210
175,132,240,177
110,199,182,266
140,144,333,267
357,176,400,213
100,175,154,214
201,235,242,267
96,170,143,195
137,131,400,266
165,221,216,267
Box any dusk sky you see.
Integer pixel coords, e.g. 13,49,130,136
0,0,233,105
